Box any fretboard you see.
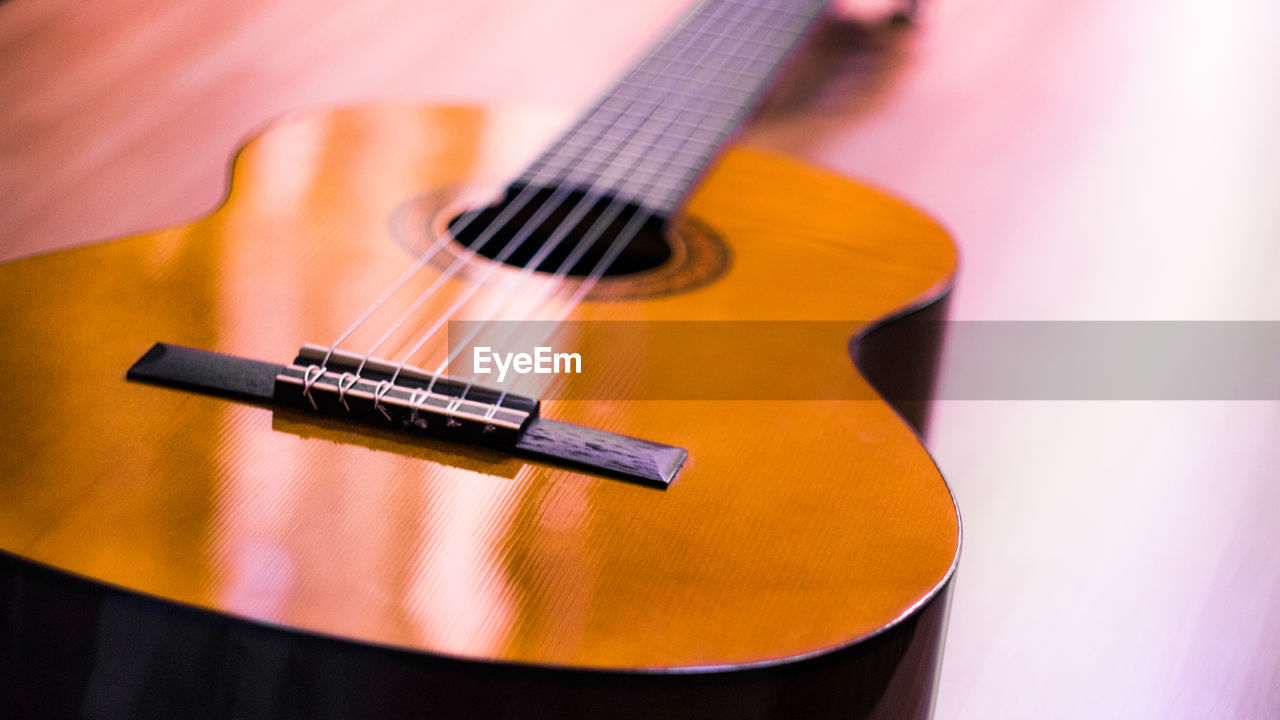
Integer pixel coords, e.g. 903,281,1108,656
514,0,829,217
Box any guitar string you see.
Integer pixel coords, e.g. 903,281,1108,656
305,0,816,414
324,0,824,371
386,0,812,419
342,0,755,414
328,0,790,374
384,0,778,405
317,1,741,401
467,6,822,418
429,4,800,417
347,0,762,404
512,1,794,185
422,1,820,418
312,0,697,371
522,36,801,195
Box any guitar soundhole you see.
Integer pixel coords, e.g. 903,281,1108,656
445,184,671,277
390,184,729,300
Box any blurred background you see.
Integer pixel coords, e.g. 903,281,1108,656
2,0,1277,717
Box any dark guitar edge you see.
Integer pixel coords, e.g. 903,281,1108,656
0,547,952,720
853,281,954,439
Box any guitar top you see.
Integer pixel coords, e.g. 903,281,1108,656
1,2,959,717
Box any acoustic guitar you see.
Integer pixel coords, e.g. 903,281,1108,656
0,1,959,717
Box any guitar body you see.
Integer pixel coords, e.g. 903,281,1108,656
0,105,958,718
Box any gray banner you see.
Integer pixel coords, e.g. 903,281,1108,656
444,321,1280,400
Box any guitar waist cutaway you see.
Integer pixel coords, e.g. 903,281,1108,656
126,342,685,487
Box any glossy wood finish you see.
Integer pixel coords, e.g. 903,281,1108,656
0,105,958,673
8,1,1277,717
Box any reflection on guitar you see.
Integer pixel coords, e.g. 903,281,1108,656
0,1,958,717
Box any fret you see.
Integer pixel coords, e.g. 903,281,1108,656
544,110,742,151
534,134,721,181
529,84,750,171
529,115,741,203
528,114,734,199
572,82,751,139
622,56,777,93
528,113,734,213
527,14,817,190
628,27,799,68
544,86,745,141
549,127,737,215
515,0,829,213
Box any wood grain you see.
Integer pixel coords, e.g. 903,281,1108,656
2,0,1279,717
0,104,958,670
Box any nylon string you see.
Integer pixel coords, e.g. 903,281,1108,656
302,0,813,418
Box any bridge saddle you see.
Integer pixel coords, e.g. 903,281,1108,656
273,344,539,447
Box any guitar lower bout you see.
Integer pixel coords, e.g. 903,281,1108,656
0,104,959,719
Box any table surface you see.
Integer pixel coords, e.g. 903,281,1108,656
2,1,1278,717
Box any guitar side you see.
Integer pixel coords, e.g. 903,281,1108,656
0,105,958,718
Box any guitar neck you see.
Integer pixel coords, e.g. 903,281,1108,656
515,0,830,216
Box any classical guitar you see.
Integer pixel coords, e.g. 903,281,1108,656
0,1,958,718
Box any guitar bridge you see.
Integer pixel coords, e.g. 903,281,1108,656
126,342,685,486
